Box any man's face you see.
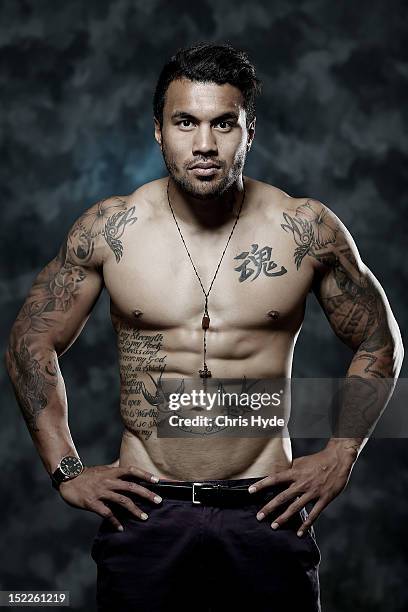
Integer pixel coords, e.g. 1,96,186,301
154,78,255,200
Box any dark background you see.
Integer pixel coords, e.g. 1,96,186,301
1,1,407,610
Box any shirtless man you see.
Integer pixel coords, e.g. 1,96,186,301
6,43,403,612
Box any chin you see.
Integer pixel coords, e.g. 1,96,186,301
177,175,233,200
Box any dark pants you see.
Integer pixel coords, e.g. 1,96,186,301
91,476,321,612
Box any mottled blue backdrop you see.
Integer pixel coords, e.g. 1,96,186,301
1,1,407,610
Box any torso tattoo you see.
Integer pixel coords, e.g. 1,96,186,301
234,243,287,282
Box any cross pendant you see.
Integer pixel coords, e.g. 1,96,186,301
199,366,212,378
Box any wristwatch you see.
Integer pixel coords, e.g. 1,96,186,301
51,455,84,490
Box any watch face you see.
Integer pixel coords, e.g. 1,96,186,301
60,456,83,477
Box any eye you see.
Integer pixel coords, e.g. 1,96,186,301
178,120,194,128
216,121,233,129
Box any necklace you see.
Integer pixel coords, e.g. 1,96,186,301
167,177,246,378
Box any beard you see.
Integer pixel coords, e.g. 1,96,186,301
161,139,247,201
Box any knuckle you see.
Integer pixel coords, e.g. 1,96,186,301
83,496,95,508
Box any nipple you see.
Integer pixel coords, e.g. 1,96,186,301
267,310,280,320
133,309,144,318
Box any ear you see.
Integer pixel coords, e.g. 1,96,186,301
154,117,163,150
246,118,256,152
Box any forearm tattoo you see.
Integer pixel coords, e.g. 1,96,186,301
6,341,58,432
7,239,86,430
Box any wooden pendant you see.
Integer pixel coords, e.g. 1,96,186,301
202,314,210,329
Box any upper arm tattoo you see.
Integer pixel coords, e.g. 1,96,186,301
71,197,137,264
280,199,338,268
281,199,395,376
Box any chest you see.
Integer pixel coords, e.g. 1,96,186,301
103,219,315,332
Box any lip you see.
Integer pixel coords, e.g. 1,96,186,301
189,166,220,176
191,168,220,176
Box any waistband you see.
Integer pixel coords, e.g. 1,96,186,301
125,475,287,507
157,476,268,486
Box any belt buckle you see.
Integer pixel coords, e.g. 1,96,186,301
192,482,204,504
192,482,222,505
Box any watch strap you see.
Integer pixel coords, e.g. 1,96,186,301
51,469,67,490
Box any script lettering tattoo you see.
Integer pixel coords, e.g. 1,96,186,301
115,320,169,440
234,244,287,282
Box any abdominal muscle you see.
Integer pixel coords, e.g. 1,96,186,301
117,329,294,482
120,433,292,482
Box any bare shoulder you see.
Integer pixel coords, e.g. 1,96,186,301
248,179,359,273
68,183,161,267
277,194,362,274
63,195,133,268
246,176,292,214
250,179,332,220
127,178,166,212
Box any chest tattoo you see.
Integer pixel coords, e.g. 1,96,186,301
233,244,287,282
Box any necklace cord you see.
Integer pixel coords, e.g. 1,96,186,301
167,177,246,375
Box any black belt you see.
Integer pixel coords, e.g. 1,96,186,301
131,479,285,507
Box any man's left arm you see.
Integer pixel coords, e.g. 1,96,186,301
248,198,404,534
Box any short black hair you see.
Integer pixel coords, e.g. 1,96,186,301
153,41,262,129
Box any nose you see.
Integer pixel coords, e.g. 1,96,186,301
192,124,218,156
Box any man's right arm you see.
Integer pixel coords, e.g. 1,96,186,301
5,198,161,529
5,202,107,471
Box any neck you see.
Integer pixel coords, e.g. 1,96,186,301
166,175,245,230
